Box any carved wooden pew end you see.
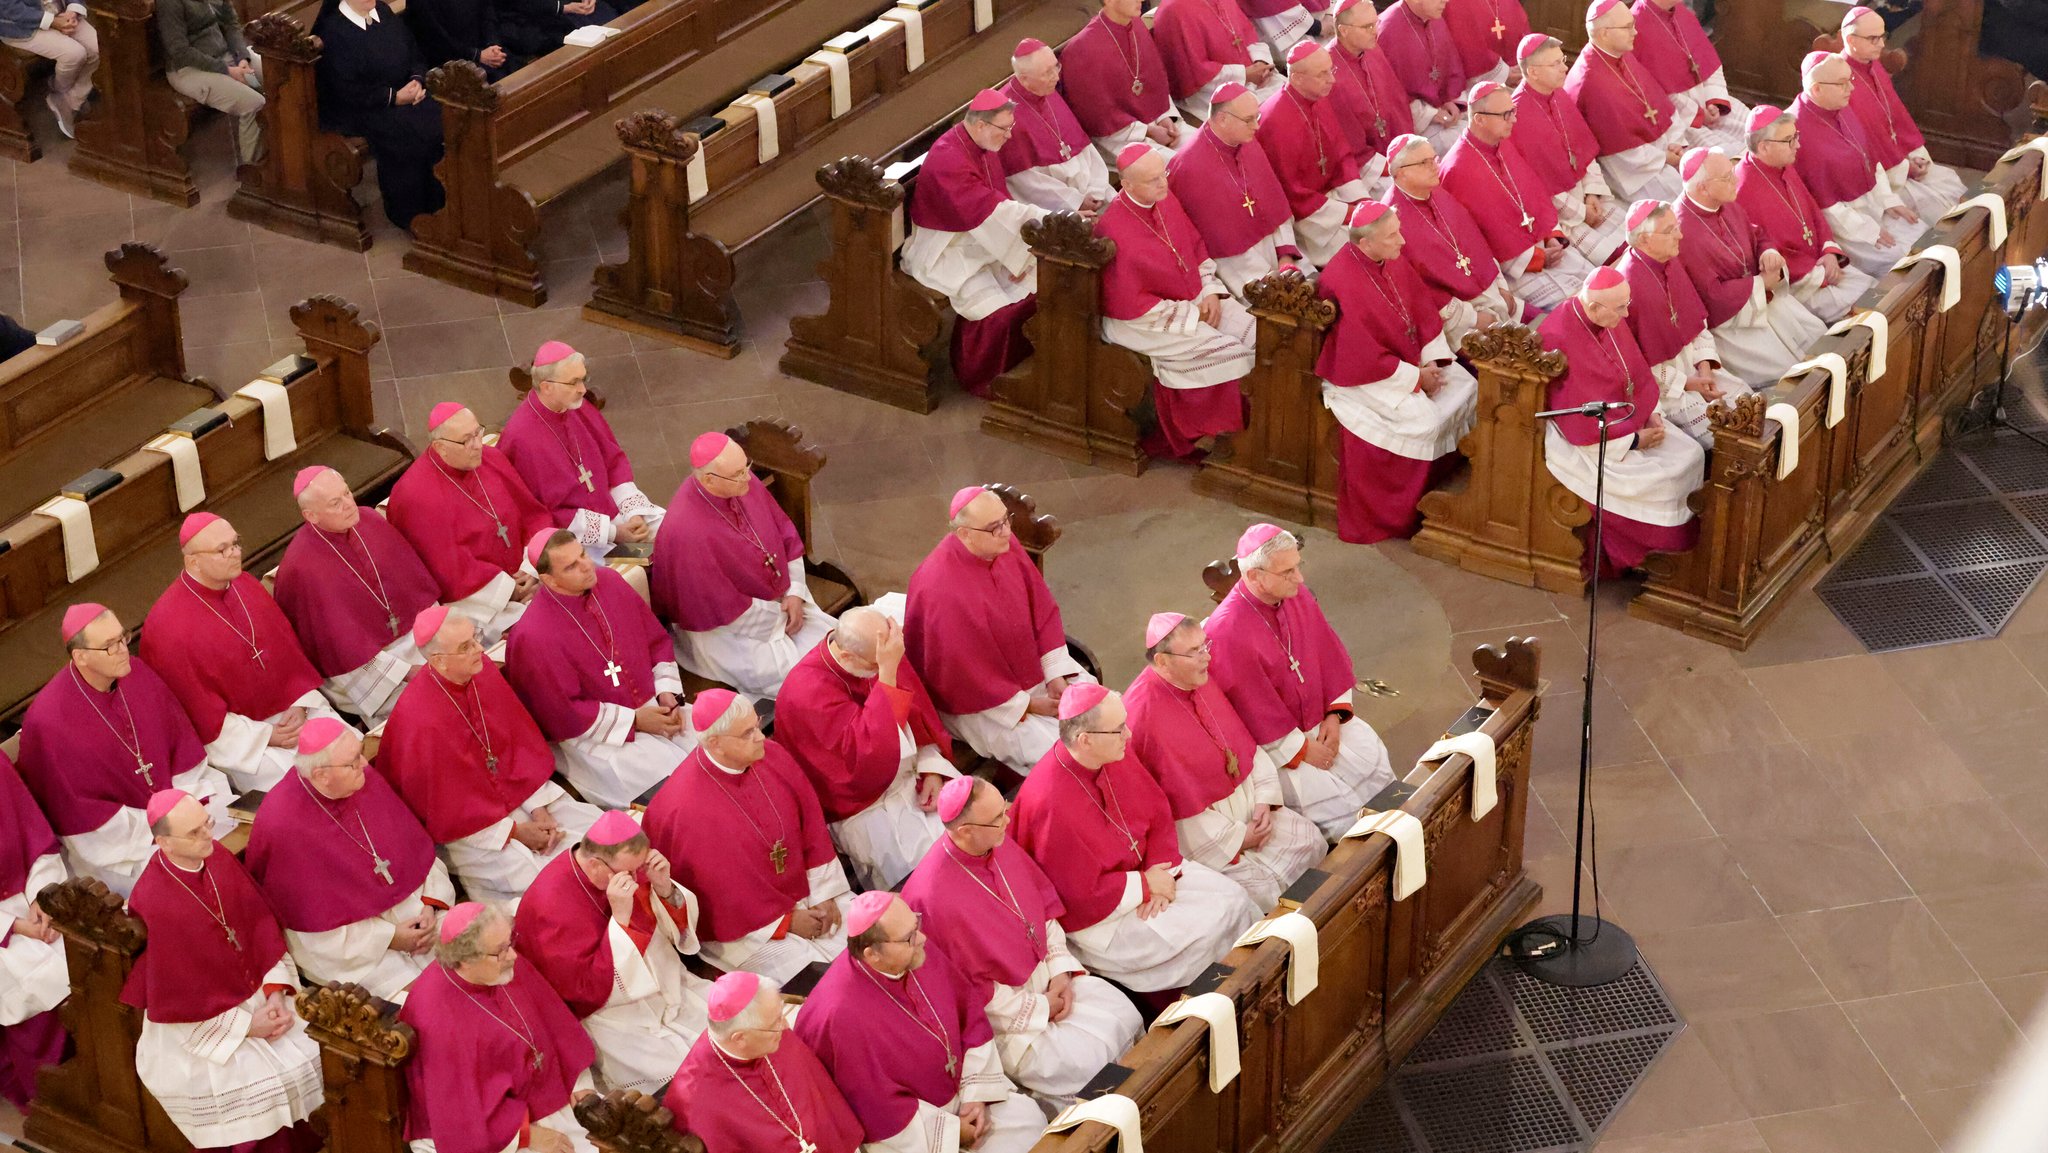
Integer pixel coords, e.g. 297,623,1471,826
227,10,374,252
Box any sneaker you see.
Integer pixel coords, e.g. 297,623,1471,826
46,93,74,139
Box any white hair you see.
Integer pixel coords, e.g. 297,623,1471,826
292,736,354,777
1627,203,1672,243
532,351,587,385
1239,529,1302,574
695,693,756,740
707,978,785,1040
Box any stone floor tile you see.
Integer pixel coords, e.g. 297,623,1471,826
1779,898,1976,1001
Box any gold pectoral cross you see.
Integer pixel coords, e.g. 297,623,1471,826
1287,655,1305,683
1519,212,1534,229
1454,253,1472,275
1644,106,1659,122
1802,225,1815,244
1059,141,1072,160
387,612,402,635
577,464,595,492
1490,17,1505,37
1242,194,1257,215
945,1054,958,1076
249,648,266,669
135,756,154,778
530,1049,546,1071
1224,749,1240,777
224,924,240,950
771,839,789,874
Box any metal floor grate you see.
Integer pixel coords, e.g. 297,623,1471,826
1818,428,2048,652
1321,958,1683,1153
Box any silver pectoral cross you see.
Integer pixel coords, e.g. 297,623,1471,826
530,1049,546,1071
135,756,155,778
1059,141,1071,160
577,464,595,492
945,1053,958,1076
494,521,511,546
1288,656,1305,683
387,612,402,636
798,1140,818,1153
1454,253,1472,274
373,856,394,884
224,925,240,949
250,648,266,669
1519,212,1534,229
485,753,499,772
602,660,623,687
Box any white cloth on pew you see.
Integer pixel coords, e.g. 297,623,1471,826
1828,310,1888,384
732,92,779,164
1786,351,1849,428
1340,808,1426,900
881,7,925,70
35,495,97,582
1048,1094,1145,1153
234,380,298,461
1154,992,1240,1092
974,0,992,30
145,433,206,511
1766,401,1802,479
1420,731,1496,821
686,144,708,203
1893,243,1963,311
805,50,852,117
1233,909,1317,1003
1997,135,2048,178
1940,191,2008,249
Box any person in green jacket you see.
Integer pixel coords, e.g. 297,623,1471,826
155,0,264,163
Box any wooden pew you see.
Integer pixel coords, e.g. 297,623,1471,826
0,262,412,718
578,0,1089,353
0,44,46,162
981,210,1155,475
225,10,374,251
728,417,866,617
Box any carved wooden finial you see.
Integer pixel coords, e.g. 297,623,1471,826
615,110,699,161
1706,392,1767,437
1203,557,1241,604
1472,636,1541,697
816,156,902,210
105,243,188,298
427,59,497,110
728,418,827,480
1243,267,1336,328
242,11,320,62
1023,211,1113,266
575,1089,704,1153
1458,323,1565,378
988,484,1062,555
291,294,380,353
36,876,145,952
297,983,415,1062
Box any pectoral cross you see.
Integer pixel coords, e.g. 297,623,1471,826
485,753,499,772
1058,141,1072,160
373,856,393,884
1490,16,1505,37
764,554,781,575
1644,107,1659,123
1519,212,1534,229
1131,78,1144,95
577,464,595,492
224,924,240,950
1224,749,1240,778
798,1139,819,1153
1454,253,1472,275
1287,655,1305,683
602,660,623,687
770,839,789,874
249,648,266,669
945,1054,958,1076
387,612,402,636
1428,65,1441,82
1801,225,1815,244
493,521,511,546
1374,116,1387,138
135,756,155,778
1243,193,1257,215
530,1049,546,1071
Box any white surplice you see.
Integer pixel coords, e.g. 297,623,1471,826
134,953,324,1149
1320,331,1478,462
1644,325,1755,448
1173,51,1283,124
697,838,853,984
562,482,666,561
1543,419,1705,526
207,692,355,793
410,1073,598,1153
449,568,530,647
1885,154,1967,222
1061,859,1260,991
60,760,235,897
830,742,955,892
583,889,712,1094
321,632,424,726
986,921,1143,1102
1818,165,1926,277
554,660,693,809
1006,147,1113,214
672,559,835,699
440,782,602,906
1709,271,1830,385
1171,748,1325,911
1211,215,1299,300
1101,260,1258,389
902,200,1047,322
941,653,1093,776
867,1037,1046,1153
0,852,69,1027
283,859,457,1003
1290,177,1375,267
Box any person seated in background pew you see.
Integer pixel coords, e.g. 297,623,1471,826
1675,146,1827,386
650,431,834,698
1735,105,1877,324
1539,267,1706,574
1152,0,1282,125
1513,34,1626,264
1258,42,1375,268
1791,51,1924,278
1439,80,1595,314
400,903,600,1153
1314,202,1477,545
0,0,94,138
157,0,266,164
276,465,438,726
1124,613,1324,910
127,790,325,1153
1099,144,1254,457
1377,0,1468,154
795,892,1048,1153
1167,83,1301,300
1204,525,1396,837
1839,6,1967,222
245,720,454,1003
775,607,955,892
143,512,355,794
314,0,446,231
999,38,1112,216
1628,0,1745,153
1442,0,1528,87
1010,685,1261,994
16,604,234,897
901,89,1047,398
1059,0,1183,163
498,342,664,560
506,530,690,809
641,690,853,984
496,0,613,60
404,0,521,79
905,486,1096,775
380,607,600,905
1615,199,1754,448
0,750,68,1112
0,311,31,361
1326,0,1408,192
1566,0,1687,203
665,973,865,1153
514,810,711,1095
389,401,554,644
1383,134,1525,347
903,777,1144,1107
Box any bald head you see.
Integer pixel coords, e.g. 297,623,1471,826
1122,150,1168,204
1803,53,1852,111
1588,2,1637,53
1288,45,1334,100
296,467,360,534
1580,278,1631,328
1843,10,1886,64
835,606,887,660
1211,89,1260,146
181,515,243,589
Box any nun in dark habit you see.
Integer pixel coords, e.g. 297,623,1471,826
313,0,447,231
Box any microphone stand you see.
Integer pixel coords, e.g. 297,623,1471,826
1506,401,1639,987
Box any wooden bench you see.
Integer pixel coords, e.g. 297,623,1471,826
577,0,1090,354
225,9,376,251
0,252,411,719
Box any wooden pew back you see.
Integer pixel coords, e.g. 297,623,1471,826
227,10,373,251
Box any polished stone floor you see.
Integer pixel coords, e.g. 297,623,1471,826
3,119,2047,1152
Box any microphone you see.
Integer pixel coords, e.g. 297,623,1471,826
1534,401,1636,419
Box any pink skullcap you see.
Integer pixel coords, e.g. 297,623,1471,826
411,605,451,648
1116,143,1152,170
1212,81,1251,107
969,88,1009,112
1586,0,1621,19
587,810,642,846
532,340,577,367
936,776,978,822
1586,265,1626,291
689,431,732,469
1013,36,1047,56
439,902,486,944
846,890,896,938
1236,522,1285,558
1144,611,1188,648
1801,50,1834,76
146,789,190,827
427,401,466,431
1386,132,1428,160
1286,38,1324,65
293,465,336,497
526,528,562,567
1334,0,1367,13
297,716,348,757
1347,200,1390,228
706,972,762,1023
949,485,987,518
1748,104,1784,134
1516,32,1551,61
61,602,108,641
1626,199,1662,231
1679,145,1715,181
1056,681,1110,721
1466,80,1504,104
1840,5,1876,29
178,511,222,547
691,688,739,732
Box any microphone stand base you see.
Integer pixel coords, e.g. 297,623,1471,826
1507,914,1638,988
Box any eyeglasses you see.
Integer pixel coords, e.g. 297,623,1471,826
962,518,1013,538
1767,133,1801,146
699,466,753,485
955,805,1012,830
1847,30,1885,43
987,120,1016,137
1084,723,1131,737
1214,109,1259,128
434,430,486,448
881,912,924,945
190,538,244,557
1472,108,1517,120
77,636,130,654
1812,78,1853,89
480,938,518,960
1161,642,1211,660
